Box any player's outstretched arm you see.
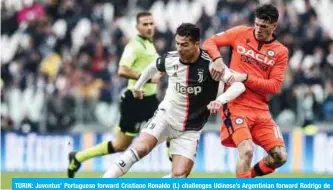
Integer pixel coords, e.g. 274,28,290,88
207,66,245,113
207,82,245,114
133,61,160,99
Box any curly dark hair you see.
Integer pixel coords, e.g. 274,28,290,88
255,4,279,23
176,23,200,42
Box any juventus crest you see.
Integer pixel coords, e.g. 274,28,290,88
197,68,204,83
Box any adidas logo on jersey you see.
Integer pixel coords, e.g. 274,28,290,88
175,83,202,95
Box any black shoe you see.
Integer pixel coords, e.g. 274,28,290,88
67,151,81,178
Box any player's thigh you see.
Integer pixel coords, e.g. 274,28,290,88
140,108,169,145
221,113,252,148
169,131,200,163
172,155,194,178
251,118,285,152
135,109,169,158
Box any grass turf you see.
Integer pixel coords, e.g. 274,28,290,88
2,172,333,189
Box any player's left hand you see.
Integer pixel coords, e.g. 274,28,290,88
230,70,248,82
207,100,223,114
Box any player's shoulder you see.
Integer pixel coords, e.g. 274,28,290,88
163,51,179,63
165,51,179,58
275,40,289,52
201,50,212,62
272,40,289,58
156,51,179,72
127,38,146,50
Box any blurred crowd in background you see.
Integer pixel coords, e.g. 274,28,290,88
1,0,333,133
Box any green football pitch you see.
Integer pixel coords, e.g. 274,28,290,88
2,172,333,189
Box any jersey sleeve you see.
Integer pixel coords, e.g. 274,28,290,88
156,53,167,72
203,26,247,60
134,60,159,90
216,82,245,104
119,42,137,68
245,48,289,94
221,66,233,83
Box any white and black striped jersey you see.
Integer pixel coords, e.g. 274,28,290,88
155,50,231,131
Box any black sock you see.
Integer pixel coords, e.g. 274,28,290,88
108,141,115,154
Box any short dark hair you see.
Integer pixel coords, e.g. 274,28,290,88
176,23,200,42
255,4,279,23
136,11,152,24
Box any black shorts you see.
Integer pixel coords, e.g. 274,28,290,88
119,90,159,136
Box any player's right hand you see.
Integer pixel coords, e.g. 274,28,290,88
133,89,145,99
207,100,222,114
209,58,226,81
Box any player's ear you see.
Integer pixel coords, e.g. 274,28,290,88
272,22,278,30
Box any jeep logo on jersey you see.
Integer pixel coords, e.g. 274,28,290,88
175,83,202,95
237,45,275,65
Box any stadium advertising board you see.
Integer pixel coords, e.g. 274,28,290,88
1,131,333,173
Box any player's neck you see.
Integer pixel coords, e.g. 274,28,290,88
257,34,276,43
181,48,201,64
137,34,152,42
263,35,274,42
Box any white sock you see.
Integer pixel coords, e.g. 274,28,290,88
103,148,140,178
162,173,172,178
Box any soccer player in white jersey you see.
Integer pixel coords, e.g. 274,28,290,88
103,23,245,178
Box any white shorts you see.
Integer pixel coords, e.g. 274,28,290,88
141,108,201,161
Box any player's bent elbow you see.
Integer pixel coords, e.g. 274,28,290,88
271,85,282,94
118,67,126,77
267,81,282,94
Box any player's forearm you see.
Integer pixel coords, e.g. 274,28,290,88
216,82,245,104
134,63,158,90
118,65,141,80
245,75,282,94
203,38,222,61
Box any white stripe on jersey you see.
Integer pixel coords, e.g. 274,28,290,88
201,52,212,61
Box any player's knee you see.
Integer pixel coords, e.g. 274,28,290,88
113,143,129,152
133,143,151,158
273,150,288,167
112,139,132,152
172,167,191,178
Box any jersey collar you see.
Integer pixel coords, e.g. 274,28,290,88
136,35,153,42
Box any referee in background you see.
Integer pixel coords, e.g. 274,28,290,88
67,11,163,178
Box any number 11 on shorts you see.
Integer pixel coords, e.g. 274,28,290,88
274,125,283,139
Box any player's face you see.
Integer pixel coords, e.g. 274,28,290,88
254,18,277,42
175,35,200,62
136,16,155,39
